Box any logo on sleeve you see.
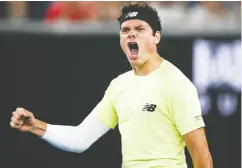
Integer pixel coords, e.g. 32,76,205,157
195,115,203,121
142,103,157,112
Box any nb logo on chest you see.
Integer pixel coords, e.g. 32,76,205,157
142,103,157,112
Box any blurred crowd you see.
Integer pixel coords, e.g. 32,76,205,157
0,1,240,29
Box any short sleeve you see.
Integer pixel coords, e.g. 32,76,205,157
169,80,205,136
94,82,118,129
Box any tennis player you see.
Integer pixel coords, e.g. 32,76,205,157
10,3,213,168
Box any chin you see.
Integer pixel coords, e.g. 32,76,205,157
128,57,143,66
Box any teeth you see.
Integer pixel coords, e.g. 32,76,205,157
128,42,137,45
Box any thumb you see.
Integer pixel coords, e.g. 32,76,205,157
22,110,32,118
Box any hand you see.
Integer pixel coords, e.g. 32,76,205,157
10,107,36,132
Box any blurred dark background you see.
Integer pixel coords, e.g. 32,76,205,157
1,1,241,168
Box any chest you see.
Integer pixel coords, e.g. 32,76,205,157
113,79,169,123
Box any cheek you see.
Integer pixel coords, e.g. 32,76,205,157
120,36,126,48
140,35,154,49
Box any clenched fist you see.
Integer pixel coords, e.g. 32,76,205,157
10,107,36,132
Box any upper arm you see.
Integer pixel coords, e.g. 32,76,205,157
183,127,209,155
167,74,212,167
170,79,205,136
94,95,118,129
183,128,213,168
94,81,118,129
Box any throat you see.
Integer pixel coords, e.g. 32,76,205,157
132,56,164,76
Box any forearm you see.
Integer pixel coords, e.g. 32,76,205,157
39,112,110,153
41,124,88,153
191,150,213,168
30,119,47,137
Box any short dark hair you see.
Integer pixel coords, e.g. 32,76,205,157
117,3,162,36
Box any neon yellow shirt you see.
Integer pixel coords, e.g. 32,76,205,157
94,59,205,168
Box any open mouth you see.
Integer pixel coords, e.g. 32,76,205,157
128,42,139,55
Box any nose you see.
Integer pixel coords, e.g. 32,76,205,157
127,30,136,39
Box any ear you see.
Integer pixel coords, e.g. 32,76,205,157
154,31,161,45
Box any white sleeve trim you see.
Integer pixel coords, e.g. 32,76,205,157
41,110,111,153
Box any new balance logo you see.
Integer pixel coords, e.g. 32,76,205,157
142,103,157,112
125,12,138,18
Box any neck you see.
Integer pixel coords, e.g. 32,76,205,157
131,53,163,76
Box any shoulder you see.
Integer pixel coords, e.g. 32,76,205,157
105,70,133,96
161,60,197,95
109,70,133,87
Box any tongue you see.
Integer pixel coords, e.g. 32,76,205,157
130,48,138,55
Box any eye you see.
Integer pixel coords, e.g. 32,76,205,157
137,28,145,31
121,28,129,33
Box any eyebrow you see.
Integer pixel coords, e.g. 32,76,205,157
121,25,145,30
135,25,145,28
121,27,130,31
